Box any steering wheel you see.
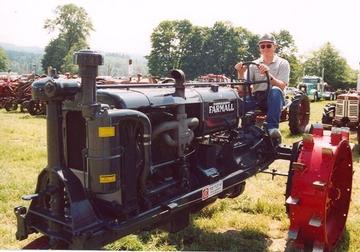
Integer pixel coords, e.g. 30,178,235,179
237,62,271,101
236,62,272,122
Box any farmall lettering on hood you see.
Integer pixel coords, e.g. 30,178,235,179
209,101,235,114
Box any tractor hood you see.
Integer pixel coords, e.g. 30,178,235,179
96,85,239,109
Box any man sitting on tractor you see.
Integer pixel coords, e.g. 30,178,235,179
235,33,290,144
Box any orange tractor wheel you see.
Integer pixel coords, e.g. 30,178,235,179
287,126,353,251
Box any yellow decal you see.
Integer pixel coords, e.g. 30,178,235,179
100,174,116,183
98,127,115,137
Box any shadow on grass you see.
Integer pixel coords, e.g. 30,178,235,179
114,217,352,251
1,110,46,119
138,226,270,251
283,228,350,252
19,114,46,119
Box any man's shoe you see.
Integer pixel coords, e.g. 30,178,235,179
268,128,282,145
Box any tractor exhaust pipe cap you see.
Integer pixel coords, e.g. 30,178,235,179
73,50,104,66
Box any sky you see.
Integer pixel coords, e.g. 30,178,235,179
0,0,359,70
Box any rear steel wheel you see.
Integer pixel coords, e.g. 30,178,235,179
286,126,353,251
288,94,310,134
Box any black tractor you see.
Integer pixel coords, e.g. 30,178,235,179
15,51,352,251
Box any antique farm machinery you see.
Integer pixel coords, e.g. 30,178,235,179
15,51,353,251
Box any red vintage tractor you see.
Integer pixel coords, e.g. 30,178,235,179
0,74,46,115
15,53,353,251
322,90,360,153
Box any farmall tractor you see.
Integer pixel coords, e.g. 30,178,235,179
15,51,353,251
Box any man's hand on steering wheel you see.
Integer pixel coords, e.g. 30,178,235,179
234,62,247,78
257,64,270,75
234,62,271,98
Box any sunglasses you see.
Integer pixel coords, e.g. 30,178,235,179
259,44,273,49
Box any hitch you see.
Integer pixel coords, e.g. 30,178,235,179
260,169,288,180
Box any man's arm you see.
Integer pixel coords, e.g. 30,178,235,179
270,60,290,91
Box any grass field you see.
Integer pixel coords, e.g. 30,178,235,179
0,100,359,251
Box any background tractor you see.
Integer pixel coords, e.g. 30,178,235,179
322,83,360,153
14,51,353,251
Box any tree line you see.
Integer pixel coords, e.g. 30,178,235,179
147,20,357,87
0,4,358,88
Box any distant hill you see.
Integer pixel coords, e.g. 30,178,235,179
0,42,44,54
98,51,148,77
4,49,43,74
0,42,148,76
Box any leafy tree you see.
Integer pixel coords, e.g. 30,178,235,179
148,20,260,80
41,37,67,73
272,30,297,56
202,22,242,79
236,28,260,62
147,21,177,77
285,55,303,86
147,21,300,83
62,39,88,73
0,47,9,71
178,26,208,80
303,42,356,88
42,4,93,73
147,20,203,79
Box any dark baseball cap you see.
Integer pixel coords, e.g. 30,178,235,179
258,33,277,45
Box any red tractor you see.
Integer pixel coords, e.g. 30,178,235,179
15,53,353,251
0,74,46,115
322,90,360,153
197,73,231,83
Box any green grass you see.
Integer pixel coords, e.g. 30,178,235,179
0,100,359,251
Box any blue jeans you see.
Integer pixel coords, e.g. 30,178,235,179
244,87,284,130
